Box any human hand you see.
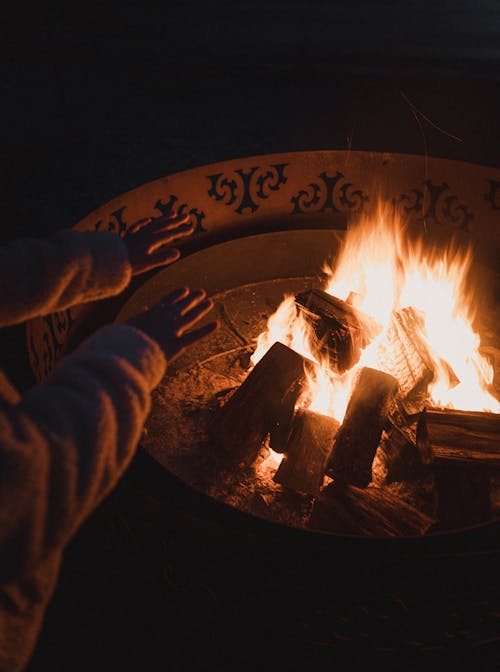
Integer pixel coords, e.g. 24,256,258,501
122,211,195,276
128,286,219,363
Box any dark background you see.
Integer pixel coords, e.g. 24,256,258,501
1,1,500,389
1,2,499,669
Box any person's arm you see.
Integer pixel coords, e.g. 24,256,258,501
0,323,165,584
0,287,218,585
0,212,194,328
0,230,131,328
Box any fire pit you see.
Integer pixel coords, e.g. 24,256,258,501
26,150,500,547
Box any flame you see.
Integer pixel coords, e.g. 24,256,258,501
251,202,499,421
257,443,284,475
323,211,400,327
249,295,354,421
250,295,317,366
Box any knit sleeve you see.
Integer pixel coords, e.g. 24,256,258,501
0,323,166,584
0,230,132,328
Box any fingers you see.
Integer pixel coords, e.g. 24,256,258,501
178,320,220,348
155,212,192,231
144,246,182,270
148,222,195,252
129,286,219,362
175,298,215,336
157,286,190,307
127,211,191,237
126,217,152,235
171,288,207,316
154,287,216,336
125,212,195,277
129,248,181,275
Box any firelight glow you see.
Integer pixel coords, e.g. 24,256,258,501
250,203,499,422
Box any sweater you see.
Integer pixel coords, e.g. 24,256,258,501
0,230,167,671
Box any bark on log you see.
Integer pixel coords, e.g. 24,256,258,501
308,481,436,537
210,341,313,466
372,403,434,485
273,409,340,496
326,367,399,487
424,408,500,467
295,289,381,373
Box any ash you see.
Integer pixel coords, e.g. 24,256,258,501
142,356,315,530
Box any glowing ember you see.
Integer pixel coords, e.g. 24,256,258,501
250,203,499,422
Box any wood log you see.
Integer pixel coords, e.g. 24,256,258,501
424,408,500,467
372,402,434,485
420,407,499,531
210,341,314,466
295,289,382,373
326,367,399,487
308,481,436,537
376,306,440,414
273,409,340,496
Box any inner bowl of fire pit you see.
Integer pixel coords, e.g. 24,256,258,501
115,225,500,540
26,150,500,546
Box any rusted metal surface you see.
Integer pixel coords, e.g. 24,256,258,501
26,151,500,382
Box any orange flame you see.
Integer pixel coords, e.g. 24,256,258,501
251,203,499,421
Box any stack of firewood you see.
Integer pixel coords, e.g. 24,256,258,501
211,290,500,537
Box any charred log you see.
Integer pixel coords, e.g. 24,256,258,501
273,409,340,496
422,408,499,531
309,481,436,537
376,306,445,415
424,408,500,467
372,403,435,485
210,341,313,466
326,367,399,487
295,289,381,373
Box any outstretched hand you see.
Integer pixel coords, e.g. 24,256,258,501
122,211,194,276
128,287,219,363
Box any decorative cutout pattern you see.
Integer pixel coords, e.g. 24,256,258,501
94,207,128,235
484,179,500,211
207,163,288,214
290,171,368,216
94,197,206,236
153,195,206,234
394,180,474,231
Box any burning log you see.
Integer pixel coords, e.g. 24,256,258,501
326,367,399,487
295,289,381,373
424,408,500,467
210,341,313,466
273,409,340,496
308,481,436,537
377,306,448,415
421,408,500,531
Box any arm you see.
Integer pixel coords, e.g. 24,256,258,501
0,323,166,584
0,286,218,585
0,230,132,328
0,211,194,328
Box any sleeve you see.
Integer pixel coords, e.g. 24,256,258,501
0,323,166,584
0,229,132,328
